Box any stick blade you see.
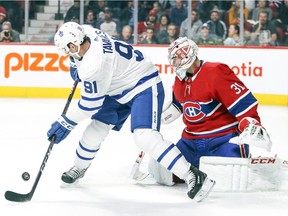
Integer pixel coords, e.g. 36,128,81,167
5,190,32,202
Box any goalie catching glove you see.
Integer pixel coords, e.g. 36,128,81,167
229,117,272,152
47,115,77,144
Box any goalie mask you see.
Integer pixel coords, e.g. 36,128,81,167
54,22,85,58
168,37,198,80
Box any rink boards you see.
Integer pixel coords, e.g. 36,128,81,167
0,44,287,106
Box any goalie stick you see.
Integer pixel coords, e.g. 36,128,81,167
130,151,149,181
4,80,78,202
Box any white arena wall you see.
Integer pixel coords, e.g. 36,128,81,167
0,44,287,106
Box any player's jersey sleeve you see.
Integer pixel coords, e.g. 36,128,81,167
211,63,261,123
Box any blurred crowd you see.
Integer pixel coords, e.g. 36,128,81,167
0,0,287,46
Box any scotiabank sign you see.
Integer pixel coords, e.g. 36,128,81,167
0,44,287,95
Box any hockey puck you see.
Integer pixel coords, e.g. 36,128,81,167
22,172,30,181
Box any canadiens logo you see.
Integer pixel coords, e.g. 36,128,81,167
183,101,205,122
175,46,189,60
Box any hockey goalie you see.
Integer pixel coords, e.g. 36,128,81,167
146,88,288,191
146,37,288,192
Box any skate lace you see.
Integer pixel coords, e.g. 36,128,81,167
187,170,196,190
67,167,83,179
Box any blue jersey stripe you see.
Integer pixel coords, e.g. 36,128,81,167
199,99,221,116
228,92,257,116
81,95,106,101
185,121,238,136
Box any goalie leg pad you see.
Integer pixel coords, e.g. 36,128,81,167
199,156,285,192
278,159,288,191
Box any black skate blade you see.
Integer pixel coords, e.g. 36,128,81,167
194,179,216,202
5,190,32,202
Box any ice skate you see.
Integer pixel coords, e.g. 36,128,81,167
61,165,90,184
186,166,215,202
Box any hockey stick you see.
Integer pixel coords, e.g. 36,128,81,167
130,151,149,181
4,80,78,202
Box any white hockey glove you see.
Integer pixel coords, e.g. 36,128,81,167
229,117,272,152
161,103,182,124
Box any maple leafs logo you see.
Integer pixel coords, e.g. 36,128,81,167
58,30,64,37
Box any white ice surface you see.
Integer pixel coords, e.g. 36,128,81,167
0,98,287,216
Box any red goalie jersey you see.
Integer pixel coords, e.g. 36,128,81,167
173,61,261,139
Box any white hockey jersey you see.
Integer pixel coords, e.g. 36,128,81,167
66,25,161,123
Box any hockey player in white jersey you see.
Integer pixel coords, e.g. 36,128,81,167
47,22,215,201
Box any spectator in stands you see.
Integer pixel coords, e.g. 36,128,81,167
151,1,164,22
214,1,233,12
279,0,288,45
140,26,158,44
250,10,278,46
119,25,134,44
138,9,159,42
205,8,227,40
228,0,249,26
70,15,80,24
89,0,106,19
269,5,285,45
64,0,88,23
169,0,187,28
194,23,223,45
0,21,20,43
159,0,176,8
96,7,121,37
180,9,203,41
246,32,260,46
0,6,7,32
224,24,242,46
84,10,97,28
0,1,22,33
156,14,170,40
119,1,134,27
138,1,152,22
48,22,63,44
251,0,273,21
195,0,218,23
157,23,178,44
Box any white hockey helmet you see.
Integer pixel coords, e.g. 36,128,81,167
54,21,85,56
168,37,198,80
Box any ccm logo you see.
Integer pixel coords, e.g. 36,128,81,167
4,52,69,78
250,158,276,164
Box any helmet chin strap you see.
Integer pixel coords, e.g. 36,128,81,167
70,45,82,59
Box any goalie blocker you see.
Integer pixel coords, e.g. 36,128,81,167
148,156,288,191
